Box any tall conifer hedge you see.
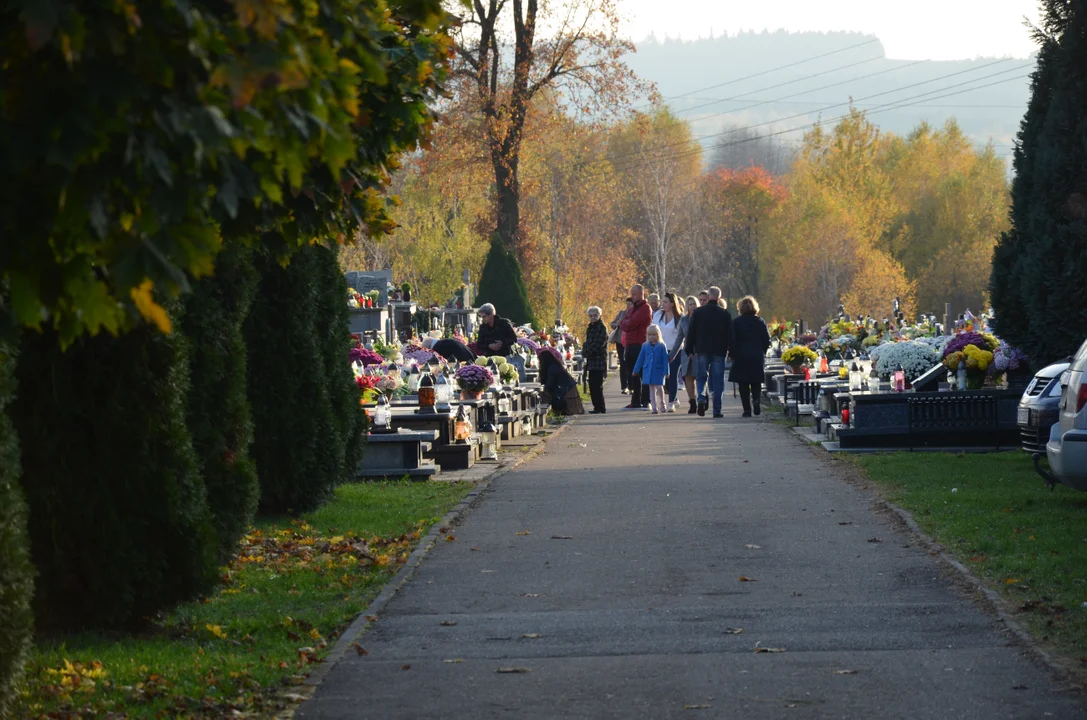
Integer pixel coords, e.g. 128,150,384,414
14,326,217,632
245,248,341,515
179,244,260,560
991,0,1087,361
475,233,538,328
0,339,33,714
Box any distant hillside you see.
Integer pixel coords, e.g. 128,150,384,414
627,30,1034,167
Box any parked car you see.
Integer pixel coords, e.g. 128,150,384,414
1018,360,1071,454
1035,338,1087,490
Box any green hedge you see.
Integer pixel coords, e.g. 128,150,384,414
13,326,218,632
311,244,366,480
178,244,260,560
245,247,341,515
476,232,538,328
0,340,33,715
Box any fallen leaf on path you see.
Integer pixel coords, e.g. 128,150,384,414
497,667,531,674
745,544,761,549
684,704,712,710
401,664,411,671
471,547,480,551
481,570,495,573
551,535,574,540
515,531,531,536
440,621,458,627
443,659,463,663
445,535,456,542
365,615,379,622
785,703,797,708
521,633,543,639
353,643,368,656
867,537,882,543
838,522,852,526
724,627,744,634
834,669,857,675
739,576,756,582
1013,684,1028,690
521,593,542,597
753,647,786,653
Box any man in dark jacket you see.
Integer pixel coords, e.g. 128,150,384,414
619,284,652,409
424,336,477,363
476,303,518,356
684,286,734,418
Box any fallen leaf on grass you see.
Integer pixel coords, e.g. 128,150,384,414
550,535,574,540
521,633,543,639
353,643,368,656
834,669,857,675
684,704,712,710
724,627,744,634
516,531,531,536
970,555,987,563
1005,578,1020,585
739,576,756,582
745,544,761,549
440,620,458,626
497,667,531,674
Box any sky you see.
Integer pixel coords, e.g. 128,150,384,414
621,0,1042,61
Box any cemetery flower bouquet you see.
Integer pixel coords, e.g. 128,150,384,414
942,331,998,358
781,345,818,370
376,374,403,397
350,347,384,366
798,332,818,346
403,348,437,365
517,337,541,353
454,364,494,392
355,374,380,404
872,341,937,382
768,320,793,342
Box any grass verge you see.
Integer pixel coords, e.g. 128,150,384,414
17,481,473,719
850,451,1087,663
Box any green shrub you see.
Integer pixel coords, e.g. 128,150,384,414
178,244,260,561
311,244,367,480
0,340,33,715
245,248,341,515
13,326,217,632
476,232,538,328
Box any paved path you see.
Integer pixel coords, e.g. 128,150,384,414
300,383,1085,719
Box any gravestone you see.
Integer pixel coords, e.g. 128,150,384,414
345,270,392,306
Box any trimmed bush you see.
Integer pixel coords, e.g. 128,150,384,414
245,248,341,515
311,244,366,479
476,232,538,328
0,340,33,715
991,2,1087,362
178,244,260,561
13,325,218,632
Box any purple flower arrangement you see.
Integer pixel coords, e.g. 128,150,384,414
993,342,1028,373
350,347,384,366
403,348,437,365
453,364,494,391
517,337,541,352
942,332,994,357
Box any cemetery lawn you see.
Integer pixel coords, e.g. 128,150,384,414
18,481,473,719
852,452,1087,661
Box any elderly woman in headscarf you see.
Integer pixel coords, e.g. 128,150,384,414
537,347,583,415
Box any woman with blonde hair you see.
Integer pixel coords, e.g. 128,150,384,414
728,295,771,417
657,292,684,412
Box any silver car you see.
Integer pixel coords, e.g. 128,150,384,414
1040,338,1087,490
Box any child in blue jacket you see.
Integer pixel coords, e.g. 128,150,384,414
633,325,670,414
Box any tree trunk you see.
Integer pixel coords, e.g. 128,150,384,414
493,154,521,249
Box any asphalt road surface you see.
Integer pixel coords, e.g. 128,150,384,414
299,383,1086,719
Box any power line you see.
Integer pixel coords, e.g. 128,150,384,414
637,37,882,109
677,98,1027,109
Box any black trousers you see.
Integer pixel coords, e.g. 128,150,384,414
615,343,628,390
738,382,762,414
624,343,647,406
588,369,606,412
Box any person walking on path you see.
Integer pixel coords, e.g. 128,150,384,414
609,300,629,395
656,292,684,412
729,295,771,418
675,294,699,414
632,325,670,415
620,285,652,409
684,286,734,418
582,305,609,414
648,293,661,318
476,303,518,356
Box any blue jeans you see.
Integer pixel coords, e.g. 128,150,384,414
666,355,682,403
696,354,727,415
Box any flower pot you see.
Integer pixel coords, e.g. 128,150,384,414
788,364,804,374
459,389,484,400
966,371,986,390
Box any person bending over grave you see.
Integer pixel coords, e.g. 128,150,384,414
476,303,518,356
422,336,477,363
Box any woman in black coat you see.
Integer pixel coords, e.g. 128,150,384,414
728,295,771,417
